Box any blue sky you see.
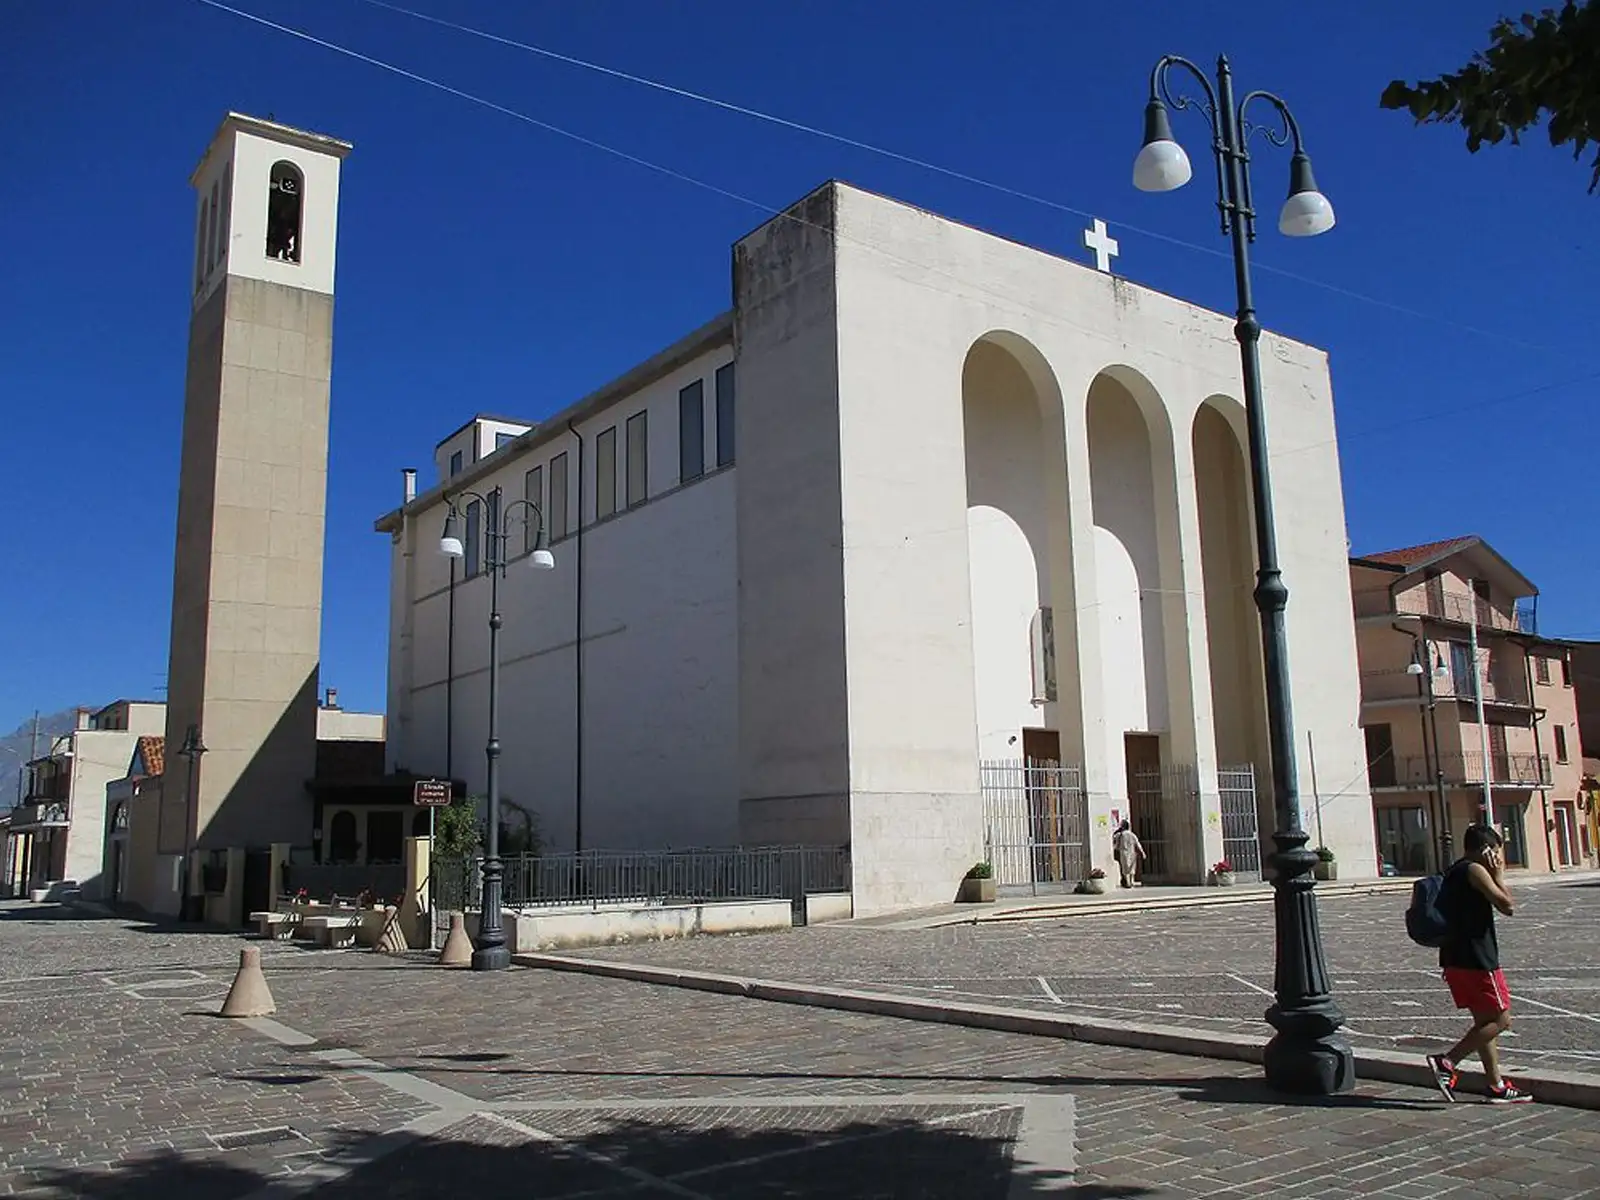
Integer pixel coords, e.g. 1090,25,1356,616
2,0,1594,726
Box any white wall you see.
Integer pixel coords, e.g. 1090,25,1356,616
66,730,141,897
816,182,1372,889
387,343,739,854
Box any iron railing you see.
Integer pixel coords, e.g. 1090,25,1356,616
980,758,1089,893
1353,587,1533,633
433,845,850,921
1371,751,1552,790
1360,667,1531,709
1217,766,1263,880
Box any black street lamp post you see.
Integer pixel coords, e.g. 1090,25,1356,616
1401,625,1453,871
177,723,208,922
1134,54,1351,1094
438,490,555,971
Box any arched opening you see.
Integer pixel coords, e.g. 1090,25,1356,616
267,161,304,263
963,333,1087,887
194,197,208,291
218,161,232,268
206,181,220,274
1087,367,1195,881
1193,397,1269,810
328,809,358,863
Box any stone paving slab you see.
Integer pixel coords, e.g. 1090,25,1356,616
6,900,1600,1198
575,877,1600,1075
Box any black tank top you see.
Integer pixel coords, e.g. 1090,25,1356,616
1438,858,1499,971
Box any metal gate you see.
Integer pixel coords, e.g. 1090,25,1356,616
1218,765,1262,880
981,758,1090,894
1130,764,1203,884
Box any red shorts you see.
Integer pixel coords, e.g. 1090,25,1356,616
1443,967,1512,1013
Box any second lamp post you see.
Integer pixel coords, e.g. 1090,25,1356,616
1134,53,1348,1094
439,490,555,971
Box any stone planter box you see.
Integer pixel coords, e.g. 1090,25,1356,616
1212,871,1236,888
1081,877,1108,895
1314,861,1337,882
957,876,997,904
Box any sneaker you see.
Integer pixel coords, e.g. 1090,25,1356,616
1487,1080,1534,1104
1425,1054,1458,1102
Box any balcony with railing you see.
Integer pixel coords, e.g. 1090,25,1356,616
1353,587,1535,633
1360,666,1531,710
6,800,70,831
1368,751,1551,790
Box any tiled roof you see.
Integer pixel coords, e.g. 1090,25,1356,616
135,735,164,779
1363,536,1480,569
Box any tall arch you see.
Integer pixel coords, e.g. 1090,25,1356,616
267,161,305,263
961,333,1081,764
1192,396,1269,778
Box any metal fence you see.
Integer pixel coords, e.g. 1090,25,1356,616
1217,765,1262,880
981,758,1090,894
431,844,851,928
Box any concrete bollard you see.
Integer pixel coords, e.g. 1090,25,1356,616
374,907,410,955
438,912,472,967
219,946,276,1018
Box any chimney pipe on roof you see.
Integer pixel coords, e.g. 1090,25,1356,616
402,468,417,504
324,687,339,709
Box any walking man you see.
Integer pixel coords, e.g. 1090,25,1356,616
1426,823,1532,1103
1112,819,1145,889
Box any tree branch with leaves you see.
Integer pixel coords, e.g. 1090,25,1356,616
1381,1,1600,191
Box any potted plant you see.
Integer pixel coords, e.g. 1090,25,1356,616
958,861,996,904
1081,866,1108,895
1313,846,1337,882
1211,860,1235,887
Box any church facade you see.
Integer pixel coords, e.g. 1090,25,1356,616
377,181,1375,917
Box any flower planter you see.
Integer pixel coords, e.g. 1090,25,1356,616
1082,877,1108,895
957,876,996,904
1212,871,1236,888
1313,861,1337,882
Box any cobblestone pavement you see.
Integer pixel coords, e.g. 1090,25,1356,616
576,877,1600,1074
4,900,1600,1198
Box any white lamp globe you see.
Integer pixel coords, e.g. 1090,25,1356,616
530,548,555,570
1134,139,1193,192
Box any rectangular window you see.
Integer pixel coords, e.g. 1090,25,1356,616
1364,723,1396,788
548,452,569,540
679,380,705,483
450,450,463,478
464,499,482,577
1502,801,1529,867
486,488,501,569
1535,656,1551,685
1561,653,1572,686
625,410,648,507
495,431,515,450
715,362,736,467
523,465,543,553
596,426,617,519
1554,724,1569,763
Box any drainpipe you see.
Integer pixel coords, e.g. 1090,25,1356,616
566,419,586,852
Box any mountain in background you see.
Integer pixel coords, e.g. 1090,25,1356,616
0,709,82,805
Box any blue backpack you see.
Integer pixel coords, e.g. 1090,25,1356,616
1405,874,1450,948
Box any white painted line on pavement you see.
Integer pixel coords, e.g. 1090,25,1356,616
484,1111,713,1200
1514,994,1600,1024
1037,976,1065,1005
1227,973,1273,998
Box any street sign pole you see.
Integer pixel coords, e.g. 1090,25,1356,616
412,779,451,952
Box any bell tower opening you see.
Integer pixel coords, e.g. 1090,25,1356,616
267,161,304,262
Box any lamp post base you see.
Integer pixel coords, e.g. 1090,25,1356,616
470,945,511,972
1262,831,1355,1096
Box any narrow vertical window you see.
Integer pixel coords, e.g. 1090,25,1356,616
596,427,617,519
715,362,736,467
1555,724,1569,763
218,162,232,268
267,161,305,263
464,499,482,577
679,380,705,483
194,198,208,291
449,450,463,477
486,488,502,570
524,465,544,553
549,452,569,539
625,411,648,507
206,181,220,272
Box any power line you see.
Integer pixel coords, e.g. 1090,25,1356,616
355,0,1561,355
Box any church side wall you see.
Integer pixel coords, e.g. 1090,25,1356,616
395,347,739,856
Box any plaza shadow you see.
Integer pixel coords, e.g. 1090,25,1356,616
11,1114,1136,1199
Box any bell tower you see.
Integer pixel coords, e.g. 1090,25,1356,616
146,114,352,916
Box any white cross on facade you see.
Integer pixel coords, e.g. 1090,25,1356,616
1083,218,1119,273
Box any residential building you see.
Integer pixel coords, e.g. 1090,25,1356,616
1351,536,1592,874
5,701,166,900
376,180,1375,918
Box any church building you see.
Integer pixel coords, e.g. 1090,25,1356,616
376,181,1376,917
